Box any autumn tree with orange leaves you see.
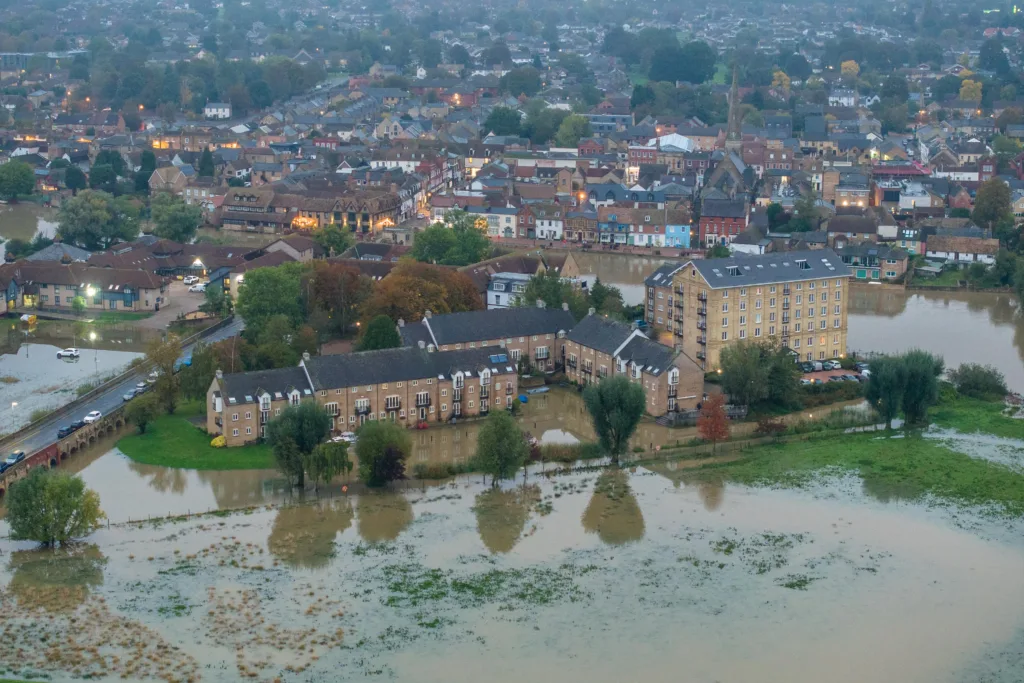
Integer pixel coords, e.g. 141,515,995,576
697,393,729,451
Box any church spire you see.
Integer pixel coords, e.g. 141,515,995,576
725,64,742,152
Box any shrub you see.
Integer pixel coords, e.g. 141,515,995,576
539,442,604,463
947,363,1007,401
210,435,226,448
800,379,864,407
754,417,787,437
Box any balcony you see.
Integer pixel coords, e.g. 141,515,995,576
696,351,706,361
697,336,706,345
667,386,678,398
674,300,684,309
782,315,790,324
697,292,707,302
355,405,371,416
415,395,431,407
581,366,593,374
260,410,269,424
506,386,514,395
597,369,608,378
453,389,463,402
480,402,490,414
697,306,707,316
783,287,791,295
480,388,489,400
782,302,790,310
696,321,706,330
384,399,401,411
567,359,577,369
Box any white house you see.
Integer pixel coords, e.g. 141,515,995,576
204,102,232,119
898,182,933,211
487,273,531,309
828,88,857,107
533,204,564,240
925,235,999,266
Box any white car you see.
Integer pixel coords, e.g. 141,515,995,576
331,432,357,444
188,283,206,293
57,347,80,359
183,276,199,285
83,410,102,424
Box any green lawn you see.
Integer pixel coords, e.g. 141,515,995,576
711,62,729,85
89,310,154,323
912,269,964,287
687,428,1024,517
930,397,1023,439
117,400,275,471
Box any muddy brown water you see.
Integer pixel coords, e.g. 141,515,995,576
0,459,1022,683
0,203,58,255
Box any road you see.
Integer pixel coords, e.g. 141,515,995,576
2,317,245,459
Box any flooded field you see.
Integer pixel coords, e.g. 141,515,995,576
0,203,58,257
1,453,1022,683
0,321,150,432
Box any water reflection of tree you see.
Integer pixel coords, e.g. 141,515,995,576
581,469,645,545
847,288,908,318
473,485,540,554
356,491,414,542
645,463,726,511
7,544,106,612
127,460,188,494
267,498,353,568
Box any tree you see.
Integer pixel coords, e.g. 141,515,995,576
199,284,232,317
766,203,785,229
973,179,1013,232
88,164,117,192
483,106,522,136
151,192,203,243
901,349,943,425
146,333,182,414
266,401,333,488
554,114,592,148
499,67,542,97
959,79,982,102
980,38,1011,76
94,150,126,177
197,148,215,177
357,315,402,351
476,411,528,485
355,420,411,487
481,42,512,66
866,355,907,430
301,441,352,492
521,268,589,319
64,165,87,194
784,53,812,81
840,60,860,79
6,469,104,546
448,44,471,68
71,296,86,316
305,261,371,338
236,262,306,341
697,393,729,450
311,224,352,257
411,211,490,265
125,392,160,433
772,70,791,92
0,161,35,200
582,376,645,465
134,149,156,193
57,190,140,250
679,41,717,84
880,74,909,104
948,363,1007,400
719,340,799,410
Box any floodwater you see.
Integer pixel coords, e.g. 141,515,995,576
847,288,1024,391
577,252,1024,391
16,389,867,525
1,449,1023,682
0,321,150,432
0,203,58,256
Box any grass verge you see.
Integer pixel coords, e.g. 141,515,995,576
117,400,275,470
929,397,1023,440
89,311,154,323
686,430,1024,517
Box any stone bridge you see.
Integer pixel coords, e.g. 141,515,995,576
0,406,128,497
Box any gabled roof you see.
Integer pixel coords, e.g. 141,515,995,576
402,307,576,347
302,346,516,389
218,367,311,405
690,249,850,288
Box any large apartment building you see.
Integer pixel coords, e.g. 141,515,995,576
660,250,851,369
207,347,519,447
563,313,703,415
398,305,576,373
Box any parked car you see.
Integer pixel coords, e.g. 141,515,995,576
854,362,870,372
136,381,148,391
147,371,159,384
57,347,80,359
860,368,871,378
828,375,845,382
799,378,812,385
800,362,815,373
68,420,85,431
188,283,206,293
823,360,841,371
841,374,859,382
123,389,138,402
183,276,199,285
4,451,25,468
83,411,102,424
332,431,357,444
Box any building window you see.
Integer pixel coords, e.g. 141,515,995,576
246,427,252,435
739,329,746,339
244,412,251,420
232,429,239,436
722,331,728,340
231,413,238,422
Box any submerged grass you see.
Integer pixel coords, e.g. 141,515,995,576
687,430,1024,517
117,400,274,470
929,397,1023,440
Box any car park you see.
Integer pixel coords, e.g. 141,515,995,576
57,347,80,359
83,410,102,423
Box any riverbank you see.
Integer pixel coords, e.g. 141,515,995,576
116,401,274,470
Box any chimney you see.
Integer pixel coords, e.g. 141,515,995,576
418,340,426,349
302,351,310,362
424,310,432,319
215,369,223,379
588,307,596,316
536,299,546,308
397,317,405,327
562,302,569,311
427,344,435,352
630,321,639,331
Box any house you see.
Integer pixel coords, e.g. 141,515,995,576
487,273,531,309
834,244,909,281
925,235,1000,266
397,304,576,373
264,234,325,262
206,347,519,446
563,312,703,415
698,198,749,246
0,261,170,312
532,203,564,241
669,250,852,368
826,215,878,246
149,165,192,195
204,103,232,120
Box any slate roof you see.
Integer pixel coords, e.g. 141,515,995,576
827,215,877,235
25,243,92,262
701,198,748,219
691,249,850,288
616,335,677,376
218,367,312,405
402,307,576,347
302,347,516,390
643,262,685,288
565,314,634,356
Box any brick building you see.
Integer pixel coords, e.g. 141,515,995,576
699,198,749,246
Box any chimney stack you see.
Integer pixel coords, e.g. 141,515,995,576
397,318,405,327
424,310,432,319
418,340,425,349
536,299,546,309
215,368,223,379
562,302,569,311
630,321,639,331
588,307,596,316
302,352,310,362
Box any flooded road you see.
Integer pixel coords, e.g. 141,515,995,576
0,203,58,256
1,462,1022,683
0,321,150,432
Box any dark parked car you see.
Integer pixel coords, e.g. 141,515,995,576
1,451,26,472
828,375,845,382
854,362,870,372
68,420,86,431
57,426,75,439
841,374,859,382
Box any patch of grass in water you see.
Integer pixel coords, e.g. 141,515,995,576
687,430,1024,517
379,563,589,609
777,574,818,590
930,397,1023,440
